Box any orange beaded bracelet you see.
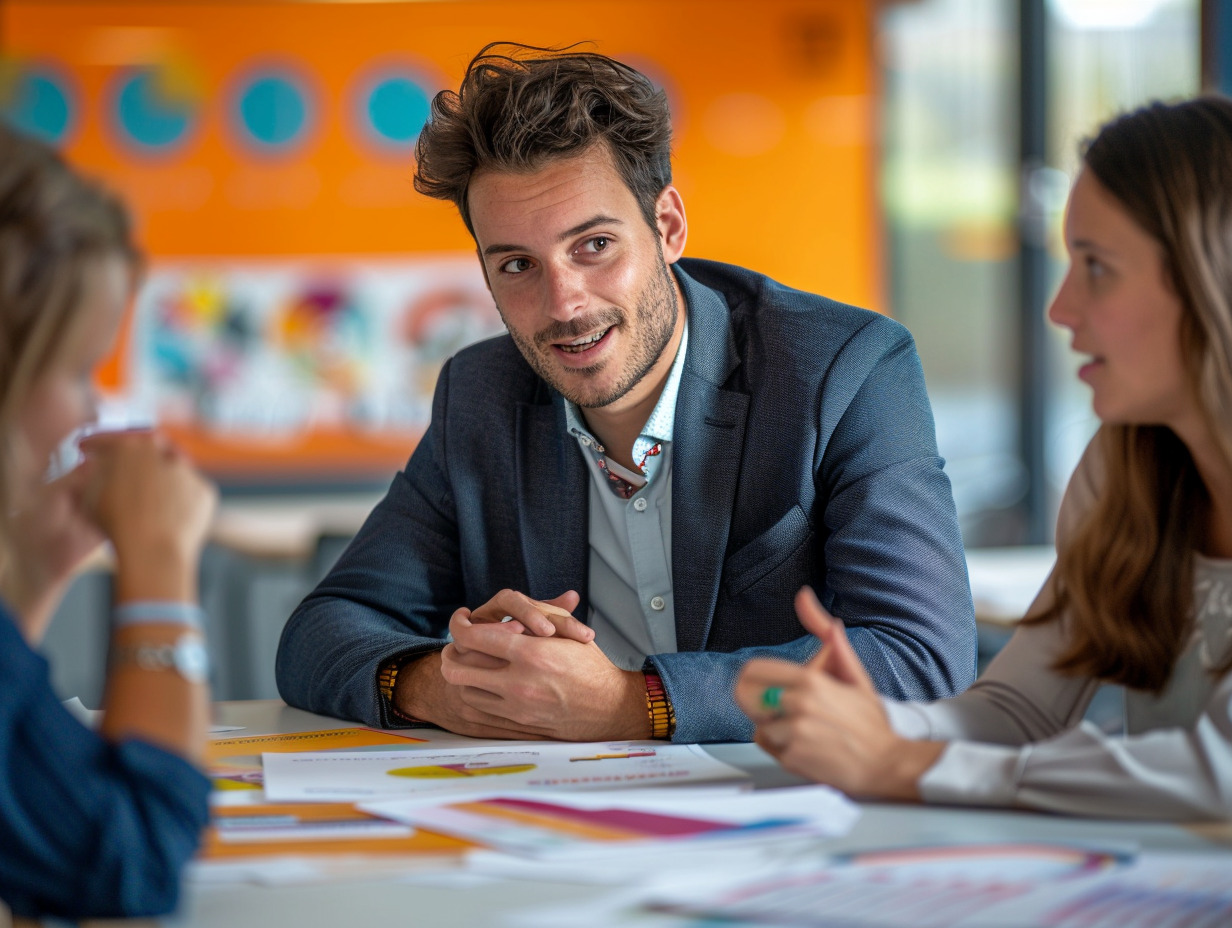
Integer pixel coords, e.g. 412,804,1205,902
377,654,425,724
644,671,676,739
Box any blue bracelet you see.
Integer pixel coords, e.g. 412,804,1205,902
113,601,206,631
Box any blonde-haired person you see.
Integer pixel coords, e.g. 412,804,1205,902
736,97,1232,820
0,124,217,917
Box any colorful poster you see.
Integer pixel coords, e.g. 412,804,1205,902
128,256,503,474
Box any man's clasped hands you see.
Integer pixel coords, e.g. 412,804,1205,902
393,589,652,742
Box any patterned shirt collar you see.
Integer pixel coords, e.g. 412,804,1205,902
564,321,688,493
564,320,688,448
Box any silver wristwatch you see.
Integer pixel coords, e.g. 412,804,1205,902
112,634,209,684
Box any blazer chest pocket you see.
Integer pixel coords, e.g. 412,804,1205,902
723,504,813,597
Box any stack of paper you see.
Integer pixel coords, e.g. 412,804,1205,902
197,733,863,885
202,735,793,865
204,728,456,861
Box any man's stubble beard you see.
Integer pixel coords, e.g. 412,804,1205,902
502,255,679,410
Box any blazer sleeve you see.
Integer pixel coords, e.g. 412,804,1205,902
812,323,976,699
652,320,976,743
0,612,210,919
275,358,465,728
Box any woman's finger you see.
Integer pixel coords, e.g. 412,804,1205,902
797,587,874,691
735,660,805,717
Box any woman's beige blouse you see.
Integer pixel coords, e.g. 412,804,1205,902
884,443,1232,820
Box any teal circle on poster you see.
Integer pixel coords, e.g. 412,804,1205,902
237,72,310,149
366,74,430,148
114,68,196,151
0,66,74,143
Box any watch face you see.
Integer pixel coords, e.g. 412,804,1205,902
174,636,210,684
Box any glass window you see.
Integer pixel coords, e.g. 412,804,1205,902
879,0,1199,547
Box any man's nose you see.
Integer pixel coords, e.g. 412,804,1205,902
544,263,587,320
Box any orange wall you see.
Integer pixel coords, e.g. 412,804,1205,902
2,0,880,477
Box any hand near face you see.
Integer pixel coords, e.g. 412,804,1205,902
734,587,943,800
2,465,106,642
79,430,217,602
395,589,647,741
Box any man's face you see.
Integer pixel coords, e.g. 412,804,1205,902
467,144,686,411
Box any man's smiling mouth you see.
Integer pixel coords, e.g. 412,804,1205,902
557,328,611,353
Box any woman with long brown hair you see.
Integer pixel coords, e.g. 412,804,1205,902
0,124,217,916
736,97,1232,820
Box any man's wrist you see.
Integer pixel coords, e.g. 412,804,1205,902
381,650,442,725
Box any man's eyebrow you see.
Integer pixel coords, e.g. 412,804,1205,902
559,215,624,241
481,215,625,258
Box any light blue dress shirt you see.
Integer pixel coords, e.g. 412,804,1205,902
564,324,689,671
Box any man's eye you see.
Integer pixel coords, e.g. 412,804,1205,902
500,257,533,274
579,236,609,255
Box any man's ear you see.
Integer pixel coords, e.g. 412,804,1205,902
656,185,688,263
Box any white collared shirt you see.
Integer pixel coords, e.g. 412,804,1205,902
563,323,689,669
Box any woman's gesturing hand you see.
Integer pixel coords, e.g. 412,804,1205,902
735,587,943,800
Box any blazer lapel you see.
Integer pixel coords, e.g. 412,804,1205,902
515,394,590,617
671,268,749,653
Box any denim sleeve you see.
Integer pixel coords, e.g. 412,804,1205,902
0,616,210,919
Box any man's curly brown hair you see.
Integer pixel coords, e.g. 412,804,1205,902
413,42,673,235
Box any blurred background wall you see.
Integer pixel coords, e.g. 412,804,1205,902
0,0,1212,702
0,0,881,483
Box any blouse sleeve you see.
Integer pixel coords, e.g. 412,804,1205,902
881,440,1232,820
0,609,211,919
881,597,1098,746
915,674,1232,820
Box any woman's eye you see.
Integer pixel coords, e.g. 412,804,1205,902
1085,256,1106,278
500,257,532,274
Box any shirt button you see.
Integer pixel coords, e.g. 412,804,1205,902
650,596,665,611
633,497,648,511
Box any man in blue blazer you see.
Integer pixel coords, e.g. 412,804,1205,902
276,43,975,743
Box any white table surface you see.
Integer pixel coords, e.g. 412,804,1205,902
154,700,1232,928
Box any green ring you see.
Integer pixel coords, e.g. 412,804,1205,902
761,686,784,711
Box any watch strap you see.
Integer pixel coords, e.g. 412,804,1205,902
111,634,209,684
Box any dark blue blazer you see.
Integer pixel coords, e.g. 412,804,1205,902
276,258,976,742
